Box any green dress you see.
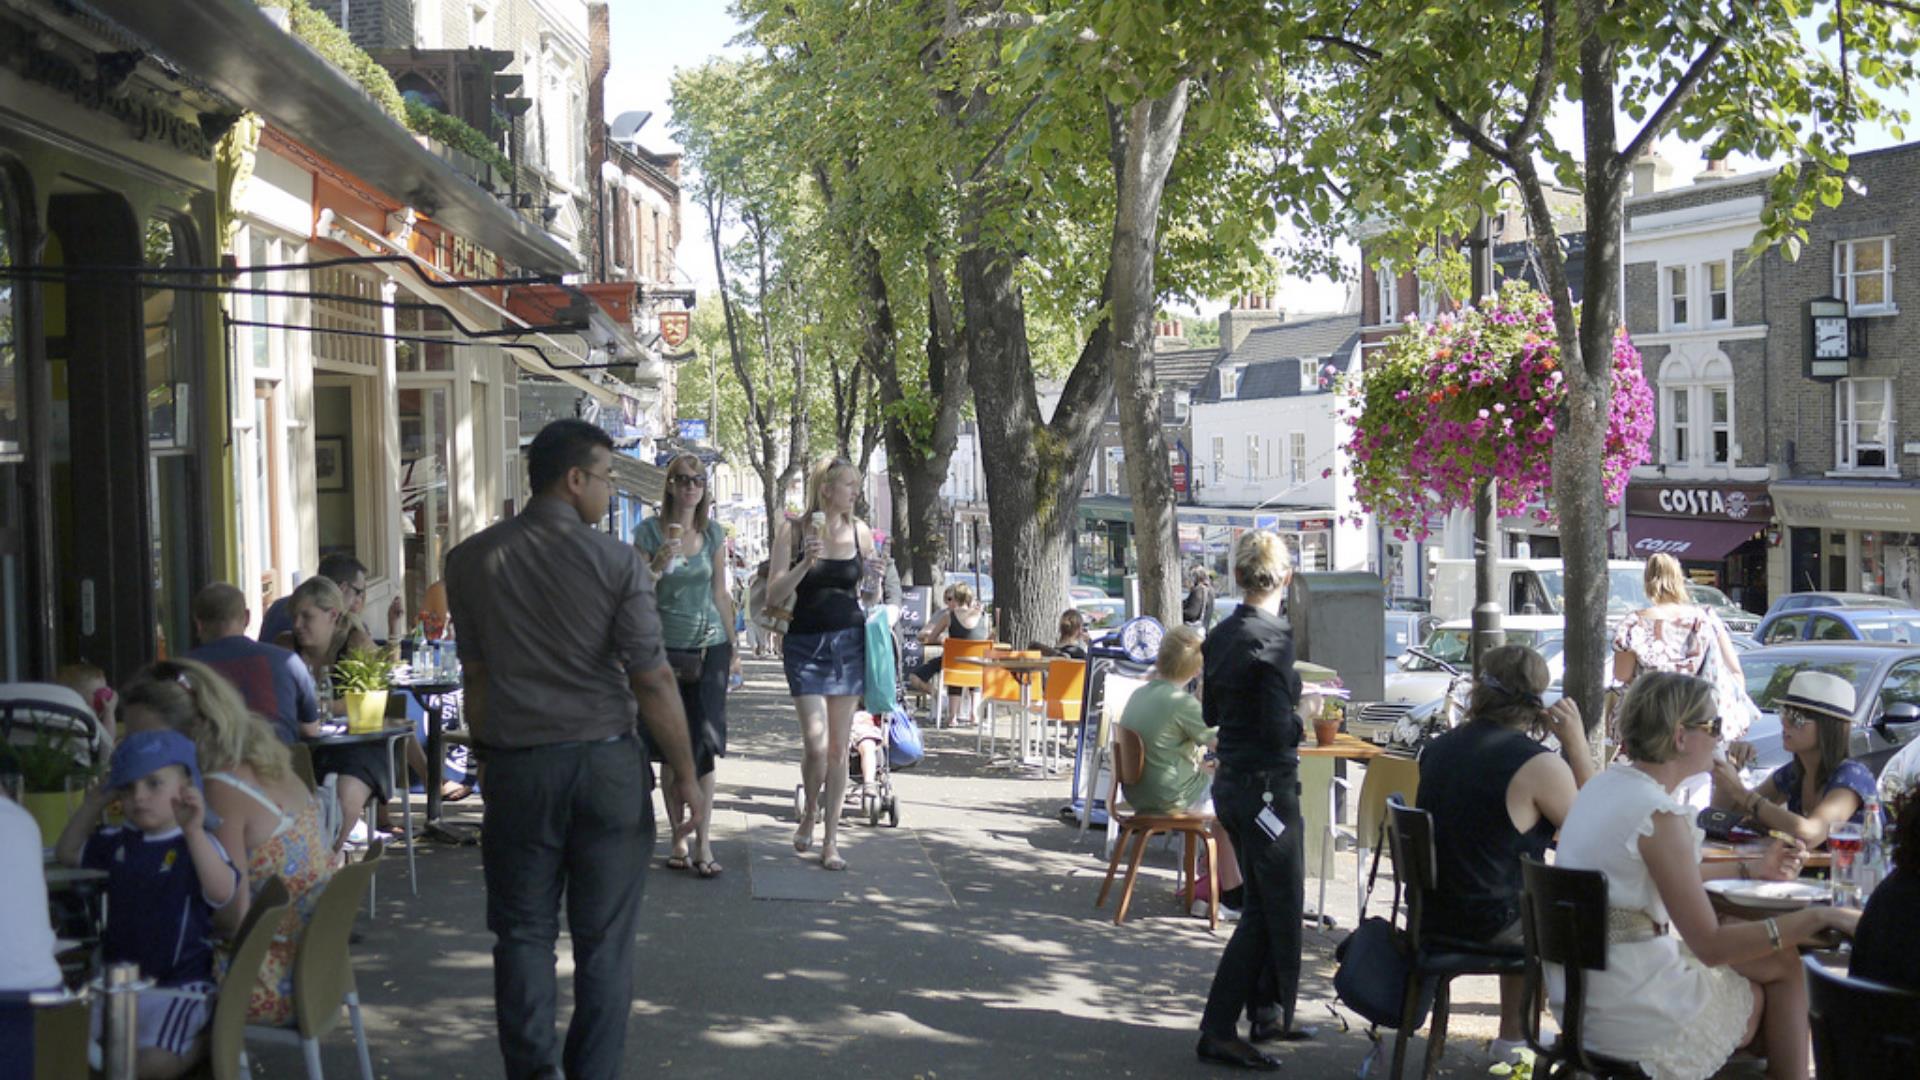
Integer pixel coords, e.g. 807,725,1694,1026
1117,679,1211,813
634,518,727,649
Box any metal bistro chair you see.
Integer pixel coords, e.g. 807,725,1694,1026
207,879,293,1080
241,845,384,1079
1518,856,1650,1080
1383,797,1528,1079
1326,753,1420,921
1041,658,1086,773
1095,726,1221,929
1804,954,1920,1080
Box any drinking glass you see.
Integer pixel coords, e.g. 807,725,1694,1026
314,669,334,708
1829,822,1864,907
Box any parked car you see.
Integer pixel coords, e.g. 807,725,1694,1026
1348,615,1567,744
946,571,994,605
1077,597,1129,630
1763,590,1899,617
1754,606,1920,646
1732,642,1920,782
1068,584,1111,603
1687,583,1760,636
1384,610,1440,662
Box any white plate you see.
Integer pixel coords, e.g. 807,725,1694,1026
1704,878,1829,910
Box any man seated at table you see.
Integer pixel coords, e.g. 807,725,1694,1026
1117,626,1243,916
1850,794,1920,992
185,583,319,744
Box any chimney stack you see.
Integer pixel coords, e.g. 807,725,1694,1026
1152,318,1187,352
1693,156,1734,184
1218,294,1284,353
1630,148,1675,197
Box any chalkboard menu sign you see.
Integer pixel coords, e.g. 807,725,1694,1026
897,586,932,672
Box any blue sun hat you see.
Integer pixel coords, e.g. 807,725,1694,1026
107,729,203,792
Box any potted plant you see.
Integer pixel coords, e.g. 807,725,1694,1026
1,727,99,845
333,648,395,734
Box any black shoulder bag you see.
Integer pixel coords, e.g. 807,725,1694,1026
1332,820,1436,1029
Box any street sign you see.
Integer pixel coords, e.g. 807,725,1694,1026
677,418,708,441
1171,463,1188,494
659,310,690,349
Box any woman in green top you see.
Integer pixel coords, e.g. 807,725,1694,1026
635,454,741,878
1118,626,1243,905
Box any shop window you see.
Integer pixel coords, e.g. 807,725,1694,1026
395,306,454,372
1835,237,1893,313
143,215,205,659
1837,377,1892,471
1289,431,1306,483
399,386,453,615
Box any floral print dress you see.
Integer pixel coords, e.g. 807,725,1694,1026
210,772,336,1026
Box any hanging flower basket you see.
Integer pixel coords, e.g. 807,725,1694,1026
1335,281,1654,541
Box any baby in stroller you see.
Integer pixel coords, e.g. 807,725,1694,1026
848,709,900,828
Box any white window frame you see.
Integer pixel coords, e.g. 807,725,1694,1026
1172,389,1191,420
1662,265,1690,330
1835,237,1895,314
1706,383,1731,466
1837,377,1895,472
1289,431,1307,484
1246,434,1260,482
1219,365,1241,400
1210,435,1225,484
1376,265,1398,323
1299,358,1319,392
1104,446,1124,496
1703,259,1731,326
1417,278,1441,322
1657,352,1735,468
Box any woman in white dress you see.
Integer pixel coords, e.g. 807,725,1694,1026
1551,672,1857,1080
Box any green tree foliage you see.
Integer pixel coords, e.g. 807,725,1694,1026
1289,0,1920,731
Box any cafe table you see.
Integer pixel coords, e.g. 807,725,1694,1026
308,722,417,897
1300,732,1387,926
958,654,1059,772
393,674,476,845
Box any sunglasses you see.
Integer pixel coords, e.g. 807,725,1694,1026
670,474,706,487
1682,715,1724,739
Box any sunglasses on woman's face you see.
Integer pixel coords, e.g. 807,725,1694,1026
670,474,706,488
1683,715,1724,739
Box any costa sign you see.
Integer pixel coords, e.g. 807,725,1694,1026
1626,483,1770,521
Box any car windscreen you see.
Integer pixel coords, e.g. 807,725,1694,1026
1741,657,1875,713
1848,617,1920,644
1403,627,1543,671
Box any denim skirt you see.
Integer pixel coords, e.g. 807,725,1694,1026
782,626,867,698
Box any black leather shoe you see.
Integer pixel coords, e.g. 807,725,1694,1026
1249,1019,1315,1043
1195,1033,1281,1071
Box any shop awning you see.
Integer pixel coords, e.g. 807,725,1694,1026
1625,516,1764,560
505,283,665,387
610,452,666,504
92,0,579,274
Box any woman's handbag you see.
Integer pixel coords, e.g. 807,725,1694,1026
1692,614,1760,743
665,648,705,684
863,606,899,714
1332,822,1435,1029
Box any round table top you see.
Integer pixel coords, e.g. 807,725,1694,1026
44,866,109,889
308,723,414,746
393,675,462,692
958,655,1057,673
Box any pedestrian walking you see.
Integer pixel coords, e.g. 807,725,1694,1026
1182,566,1216,631
768,456,885,873
1196,530,1310,1071
634,453,740,879
444,419,699,1080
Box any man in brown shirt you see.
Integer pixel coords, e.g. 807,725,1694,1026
446,418,698,1080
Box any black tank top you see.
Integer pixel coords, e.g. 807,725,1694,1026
1417,720,1555,942
948,612,989,641
788,556,865,636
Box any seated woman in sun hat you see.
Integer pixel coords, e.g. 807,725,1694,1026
1711,670,1878,847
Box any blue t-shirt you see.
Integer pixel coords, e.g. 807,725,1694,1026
82,826,237,987
186,635,317,745
1767,757,1878,822
257,596,294,648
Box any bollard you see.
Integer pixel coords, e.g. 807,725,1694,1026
103,962,140,1080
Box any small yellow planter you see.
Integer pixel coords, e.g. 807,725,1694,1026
23,789,81,847
344,690,390,734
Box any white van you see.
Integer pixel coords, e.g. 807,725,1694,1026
1429,558,1647,624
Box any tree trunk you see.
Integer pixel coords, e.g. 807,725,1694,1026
957,211,1112,646
1107,85,1191,627
704,188,785,550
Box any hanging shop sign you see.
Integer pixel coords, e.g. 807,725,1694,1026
1625,481,1771,521
659,310,690,349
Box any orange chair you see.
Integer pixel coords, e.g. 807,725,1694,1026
936,637,993,730
1095,726,1221,928
1042,658,1086,773
978,652,1040,759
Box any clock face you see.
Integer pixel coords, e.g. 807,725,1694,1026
1119,616,1164,665
1813,316,1850,359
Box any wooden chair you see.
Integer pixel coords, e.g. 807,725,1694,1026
1384,797,1528,1079
1094,726,1221,929
1042,658,1086,773
1804,955,1920,1079
242,846,383,1079
935,638,992,731
1325,754,1420,918
1518,856,1650,1080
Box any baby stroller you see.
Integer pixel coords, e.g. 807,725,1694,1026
791,708,902,829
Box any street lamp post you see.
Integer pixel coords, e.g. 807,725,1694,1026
1470,201,1505,675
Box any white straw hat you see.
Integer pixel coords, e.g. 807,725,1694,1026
1780,670,1856,722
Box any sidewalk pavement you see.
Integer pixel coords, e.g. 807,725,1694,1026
246,656,1523,1079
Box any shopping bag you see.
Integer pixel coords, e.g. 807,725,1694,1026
886,707,925,768
864,606,899,714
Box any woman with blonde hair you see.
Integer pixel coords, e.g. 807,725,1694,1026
1611,553,1744,688
117,658,335,1027
1551,672,1852,1079
277,575,385,847
634,452,740,878
1196,530,1308,1068
768,456,886,872
1117,626,1243,914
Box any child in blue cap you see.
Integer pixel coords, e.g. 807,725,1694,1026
56,729,239,1079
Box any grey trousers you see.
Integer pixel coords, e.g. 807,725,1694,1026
481,734,654,1080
